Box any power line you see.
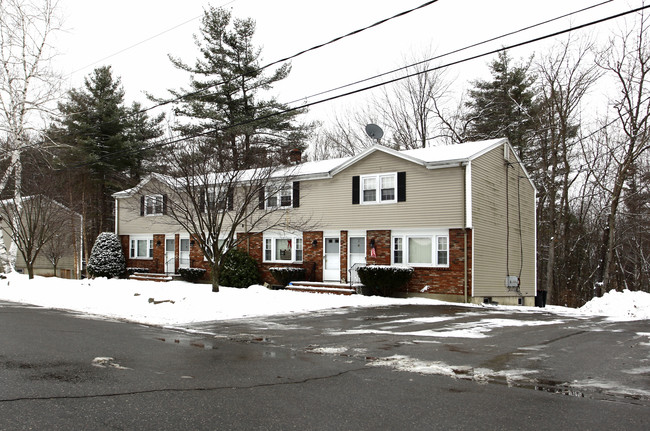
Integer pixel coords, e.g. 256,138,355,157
284,0,614,107
140,0,442,114
64,0,239,78
66,2,647,170
7,0,444,159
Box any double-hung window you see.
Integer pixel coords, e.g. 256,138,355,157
361,173,397,204
267,186,292,209
392,231,449,267
130,236,154,259
205,190,231,212
144,195,164,216
263,234,303,262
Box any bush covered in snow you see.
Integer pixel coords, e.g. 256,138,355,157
126,267,150,276
269,266,306,286
357,265,414,296
178,267,206,283
87,233,126,278
219,248,259,289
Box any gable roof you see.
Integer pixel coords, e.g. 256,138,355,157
113,138,522,197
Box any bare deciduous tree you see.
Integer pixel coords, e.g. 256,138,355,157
0,0,62,271
372,55,453,149
532,36,601,305
0,194,74,279
591,9,650,294
307,112,378,161
146,142,312,292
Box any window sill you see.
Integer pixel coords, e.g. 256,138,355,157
360,201,397,205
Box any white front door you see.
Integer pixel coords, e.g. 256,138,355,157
348,236,366,283
323,237,340,281
179,237,190,268
165,238,175,273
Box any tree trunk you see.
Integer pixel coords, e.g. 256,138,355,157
27,263,34,280
211,265,220,293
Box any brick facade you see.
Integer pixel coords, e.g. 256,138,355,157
339,230,348,282
401,229,472,296
121,228,472,298
302,231,323,282
365,230,391,265
121,234,162,273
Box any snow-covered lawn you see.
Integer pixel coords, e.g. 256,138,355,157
0,273,648,326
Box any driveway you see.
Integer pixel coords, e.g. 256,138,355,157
1,300,648,430
186,303,650,404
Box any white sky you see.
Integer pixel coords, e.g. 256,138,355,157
52,0,641,125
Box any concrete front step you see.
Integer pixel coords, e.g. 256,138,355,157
286,281,357,295
129,273,173,282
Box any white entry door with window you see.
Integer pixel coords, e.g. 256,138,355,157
165,237,175,273
323,237,340,281
348,236,366,283
179,237,190,268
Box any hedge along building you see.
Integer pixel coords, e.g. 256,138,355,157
112,138,537,305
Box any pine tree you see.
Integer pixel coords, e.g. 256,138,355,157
164,6,310,168
87,232,125,278
465,51,537,163
50,66,163,252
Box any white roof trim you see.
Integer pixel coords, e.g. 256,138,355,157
112,173,175,199
329,145,426,176
111,138,537,195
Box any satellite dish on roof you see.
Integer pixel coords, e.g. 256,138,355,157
365,123,384,141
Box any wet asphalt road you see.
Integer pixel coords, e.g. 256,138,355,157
0,300,648,430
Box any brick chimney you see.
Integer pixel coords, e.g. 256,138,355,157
289,148,302,165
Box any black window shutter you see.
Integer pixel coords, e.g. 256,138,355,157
163,194,168,215
227,189,234,211
140,196,145,216
352,176,360,204
258,187,265,210
199,189,205,213
292,181,300,208
397,172,406,202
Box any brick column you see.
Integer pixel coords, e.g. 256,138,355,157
303,231,323,282
366,230,391,265
340,230,348,282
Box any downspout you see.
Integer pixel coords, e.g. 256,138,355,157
114,198,119,234
462,162,468,303
78,213,84,280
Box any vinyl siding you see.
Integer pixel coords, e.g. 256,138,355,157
117,180,188,235
292,151,465,230
471,144,536,297
117,152,467,235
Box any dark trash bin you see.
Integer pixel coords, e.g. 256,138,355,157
535,290,547,307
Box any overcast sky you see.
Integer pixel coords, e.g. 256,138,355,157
53,0,641,125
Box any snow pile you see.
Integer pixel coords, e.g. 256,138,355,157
580,289,650,321
1,274,648,326
0,273,437,326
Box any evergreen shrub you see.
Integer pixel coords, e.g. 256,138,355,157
178,267,206,283
219,248,259,289
269,267,306,287
87,232,126,278
356,265,414,296
126,267,150,276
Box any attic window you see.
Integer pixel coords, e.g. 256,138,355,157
259,182,300,210
361,173,396,204
144,195,165,216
